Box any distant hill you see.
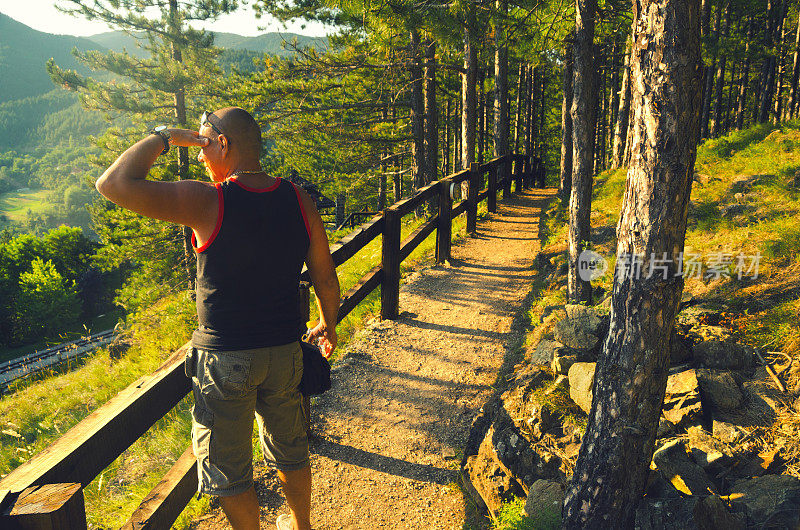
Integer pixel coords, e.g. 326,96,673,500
0,13,108,104
86,30,326,59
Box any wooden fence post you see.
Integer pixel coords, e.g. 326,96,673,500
488,163,497,213
298,282,312,432
436,179,452,264
381,206,401,320
1,483,86,529
466,163,479,233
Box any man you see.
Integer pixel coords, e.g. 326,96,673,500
95,107,340,530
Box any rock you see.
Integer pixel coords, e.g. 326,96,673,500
658,417,676,438
712,419,744,444
693,495,746,530
636,495,699,530
696,370,744,411
551,354,578,375
687,426,733,469
463,435,522,515
530,339,565,365
553,304,607,352
670,329,693,365
693,341,754,370
695,173,710,185
652,439,717,496
567,362,596,414
730,174,762,192
663,369,703,427
727,474,800,528
522,479,565,523
721,204,750,218
489,409,562,493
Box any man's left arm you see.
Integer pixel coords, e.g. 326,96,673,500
95,129,214,230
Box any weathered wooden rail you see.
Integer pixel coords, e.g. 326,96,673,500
0,153,538,529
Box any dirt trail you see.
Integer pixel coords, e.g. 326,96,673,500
191,188,556,530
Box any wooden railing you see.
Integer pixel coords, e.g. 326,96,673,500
0,153,538,529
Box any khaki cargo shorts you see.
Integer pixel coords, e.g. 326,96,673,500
185,342,309,497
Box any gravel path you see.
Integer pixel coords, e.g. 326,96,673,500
190,188,556,530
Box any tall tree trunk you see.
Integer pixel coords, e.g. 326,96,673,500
410,30,426,200
562,0,702,524
462,22,478,172
758,0,778,123
169,0,193,293
607,36,622,166
789,10,800,117
611,41,632,169
525,65,536,157
455,95,462,171
444,99,451,176
424,39,438,186
494,0,510,181
380,106,388,209
568,0,597,304
478,67,486,164
725,60,737,133
774,1,789,122
710,7,729,137
597,45,608,172
701,3,720,138
514,62,526,152
737,20,753,129
561,35,574,200
539,68,547,160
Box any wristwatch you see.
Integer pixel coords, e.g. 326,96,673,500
150,125,170,155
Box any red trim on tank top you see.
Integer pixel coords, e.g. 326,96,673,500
193,183,224,253
230,175,281,192
291,182,311,238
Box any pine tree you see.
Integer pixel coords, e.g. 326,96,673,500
46,0,237,308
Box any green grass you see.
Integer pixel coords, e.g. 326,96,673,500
493,496,561,530
0,188,53,221
545,121,800,358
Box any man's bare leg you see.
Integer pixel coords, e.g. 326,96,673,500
277,465,312,530
219,486,259,530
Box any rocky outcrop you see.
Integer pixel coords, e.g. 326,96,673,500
663,369,703,427
696,369,743,411
726,474,800,528
693,341,754,370
552,304,608,354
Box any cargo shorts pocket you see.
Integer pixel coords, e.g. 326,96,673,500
199,352,253,400
184,347,197,379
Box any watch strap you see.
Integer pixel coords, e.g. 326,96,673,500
150,127,170,155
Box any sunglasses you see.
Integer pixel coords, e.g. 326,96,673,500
200,111,224,136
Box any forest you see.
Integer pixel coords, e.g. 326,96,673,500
2,0,800,526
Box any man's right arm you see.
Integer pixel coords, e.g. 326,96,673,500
299,188,340,356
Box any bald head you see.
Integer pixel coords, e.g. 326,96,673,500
213,107,262,161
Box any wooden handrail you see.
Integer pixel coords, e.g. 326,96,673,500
0,150,538,528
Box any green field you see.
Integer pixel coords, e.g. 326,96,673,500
0,188,53,221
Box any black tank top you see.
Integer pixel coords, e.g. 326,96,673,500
191,176,311,350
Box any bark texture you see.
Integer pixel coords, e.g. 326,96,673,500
410,30,426,193
611,41,631,169
462,23,478,170
789,11,800,117
561,0,702,525
425,40,439,185
560,36,574,200
494,0,510,182
568,0,598,304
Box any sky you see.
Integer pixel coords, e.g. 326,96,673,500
0,1,327,37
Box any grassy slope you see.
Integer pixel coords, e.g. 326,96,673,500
0,189,52,222
0,210,470,527
494,122,800,529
